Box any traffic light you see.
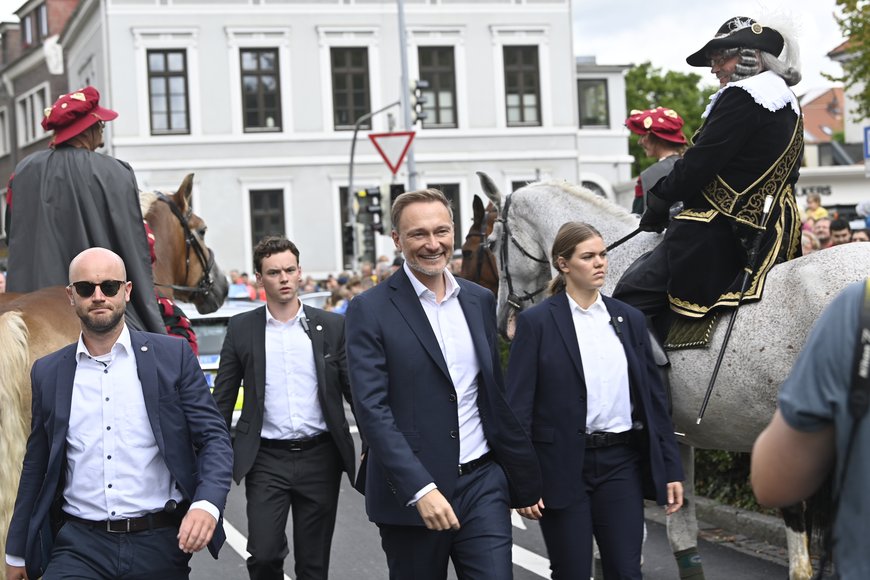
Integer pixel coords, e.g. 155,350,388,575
342,223,355,254
410,79,429,125
365,187,384,234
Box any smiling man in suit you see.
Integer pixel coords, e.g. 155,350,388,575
5,247,233,580
345,188,541,580
212,236,354,580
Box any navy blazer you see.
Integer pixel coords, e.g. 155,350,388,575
346,268,541,526
506,292,683,509
212,304,356,484
6,330,234,579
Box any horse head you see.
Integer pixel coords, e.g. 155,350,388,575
459,194,499,295
144,173,229,314
477,172,552,339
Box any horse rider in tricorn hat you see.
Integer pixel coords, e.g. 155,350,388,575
613,16,803,336
5,86,165,334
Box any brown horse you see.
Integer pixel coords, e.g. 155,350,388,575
460,194,499,295
0,173,228,558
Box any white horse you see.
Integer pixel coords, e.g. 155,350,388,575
478,171,870,580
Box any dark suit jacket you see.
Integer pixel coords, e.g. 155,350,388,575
212,304,355,484
6,330,233,579
346,268,541,526
507,292,683,509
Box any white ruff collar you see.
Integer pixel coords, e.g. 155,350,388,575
702,71,800,119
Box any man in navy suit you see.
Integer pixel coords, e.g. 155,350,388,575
346,188,541,580
5,247,233,580
212,236,355,580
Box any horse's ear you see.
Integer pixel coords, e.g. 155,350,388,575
472,195,484,222
176,173,195,212
476,171,502,211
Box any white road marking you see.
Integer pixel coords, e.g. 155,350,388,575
511,509,527,530
512,544,550,577
223,519,293,580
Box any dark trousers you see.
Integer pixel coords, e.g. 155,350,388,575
245,439,343,580
43,520,190,579
539,444,644,580
378,460,512,580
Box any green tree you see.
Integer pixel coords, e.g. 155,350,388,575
831,0,870,119
624,62,716,175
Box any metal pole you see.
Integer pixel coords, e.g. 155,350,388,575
396,0,417,190
347,101,401,272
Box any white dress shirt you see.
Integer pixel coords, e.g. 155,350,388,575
566,293,633,434
262,302,327,440
404,263,490,504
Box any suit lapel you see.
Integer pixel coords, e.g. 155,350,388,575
457,286,493,379
389,269,451,381
251,308,267,417
550,292,586,382
49,349,77,467
132,331,165,452
302,306,328,402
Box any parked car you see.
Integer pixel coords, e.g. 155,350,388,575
177,292,331,428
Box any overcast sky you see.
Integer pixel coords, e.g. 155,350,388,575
573,0,845,95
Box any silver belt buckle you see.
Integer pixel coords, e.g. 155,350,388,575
106,519,131,533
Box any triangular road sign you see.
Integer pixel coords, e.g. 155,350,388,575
369,131,415,175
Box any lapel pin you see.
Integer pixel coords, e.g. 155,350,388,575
316,325,323,331
617,316,623,323
141,346,148,352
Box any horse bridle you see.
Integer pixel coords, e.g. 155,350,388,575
496,192,549,314
466,209,498,285
152,193,217,298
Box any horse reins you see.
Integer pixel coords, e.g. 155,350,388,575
152,193,217,298
496,192,549,313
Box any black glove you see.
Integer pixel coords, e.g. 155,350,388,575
639,208,667,233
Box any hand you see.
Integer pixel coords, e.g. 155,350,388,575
415,489,460,531
177,508,217,553
639,208,667,233
516,498,545,520
665,482,684,515
5,565,28,580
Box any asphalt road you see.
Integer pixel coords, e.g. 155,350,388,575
190,419,789,579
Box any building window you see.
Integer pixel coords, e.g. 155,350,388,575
16,84,49,146
37,5,48,40
578,79,609,127
22,14,32,46
250,189,285,249
503,45,540,127
427,183,461,249
147,49,190,135
331,47,370,130
0,108,8,156
240,48,282,132
418,46,457,128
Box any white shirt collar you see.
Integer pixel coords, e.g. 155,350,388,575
702,70,800,119
265,300,305,325
566,291,606,315
403,261,461,301
76,324,132,361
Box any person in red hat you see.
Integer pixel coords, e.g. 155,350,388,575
625,107,687,215
613,16,803,329
5,86,164,334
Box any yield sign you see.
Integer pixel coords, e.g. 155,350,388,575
369,131,415,175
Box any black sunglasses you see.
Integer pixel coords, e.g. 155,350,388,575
69,280,126,298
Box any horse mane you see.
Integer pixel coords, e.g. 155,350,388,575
520,179,637,226
139,190,158,217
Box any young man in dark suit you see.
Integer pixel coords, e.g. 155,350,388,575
345,189,541,580
212,236,354,580
5,248,233,580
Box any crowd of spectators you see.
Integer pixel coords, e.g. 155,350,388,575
800,194,869,255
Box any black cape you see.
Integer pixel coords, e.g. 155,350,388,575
6,147,165,334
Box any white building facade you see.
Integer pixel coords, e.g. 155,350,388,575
61,0,632,275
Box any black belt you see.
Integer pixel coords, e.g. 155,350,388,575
585,431,633,449
65,508,184,534
458,451,493,476
260,432,331,452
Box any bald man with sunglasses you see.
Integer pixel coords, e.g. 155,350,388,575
5,248,233,580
